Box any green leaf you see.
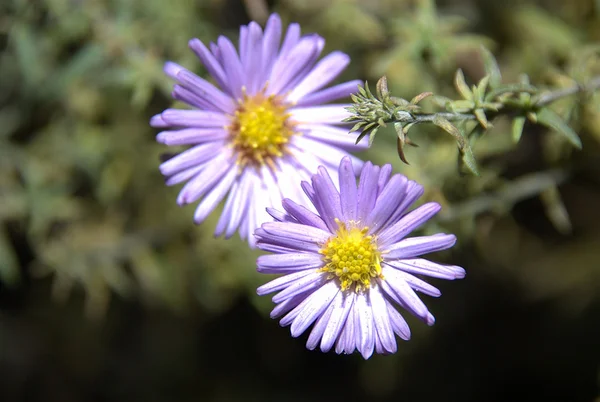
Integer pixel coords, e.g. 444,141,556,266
454,69,473,100
432,116,479,175
512,116,526,143
480,46,502,88
536,108,582,149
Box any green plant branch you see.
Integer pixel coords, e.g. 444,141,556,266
345,47,600,175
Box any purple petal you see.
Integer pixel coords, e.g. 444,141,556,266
157,109,231,128
164,165,205,187
159,142,225,176
296,80,362,107
260,14,282,83
282,199,329,232
270,291,311,319
385,233,457,259
356,292,375,359
386,300,411,340
385,268,441,297
290,280,339,337
293,136,364,176
257,253,325,274
188,38,230,94
306,294,337,350
320,291,355,352
289,104,352,125
242,22,264,94
384,258,466,280
193,166,237,223
275,272,327,307
175,157,234,205
338,156,358,222
261,221,331,246
311,167,343,232
287,51,350,102
175,69,235,112
380,266,430,323
370,284,397,353
300,123,368,150
268,36,323,95
216,36,245,100
377,164,393,194
156,128,229,146
377,202,441,247
356,162,380,222
257,269,316,296
365,174,409,232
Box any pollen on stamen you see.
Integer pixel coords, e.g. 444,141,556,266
319,219,383,292
229,92,295,168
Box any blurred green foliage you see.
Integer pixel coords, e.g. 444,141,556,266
1,0,600,400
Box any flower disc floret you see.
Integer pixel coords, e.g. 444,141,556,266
320,219,382,292
231,94,294,167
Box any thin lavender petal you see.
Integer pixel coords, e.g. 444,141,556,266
257,253,325,274
321,291,355,352
287,51,351,102
385,233,457,259
384,259,466,280
377,202,442,247
193,167,237,223
356,162,380,222
378,164,393,194
158,109,230,128
338,156,358,222
188,38,230,93
216,36,245,100
243,22,264,94
176,69,235,112
296,80,362,107
261,221,331,246
385,299,411,340
268,36,322,95
176,157,233,205
365,174,409,232
306,294,337,350
357,292,375,359
380,266,430,322
257,269,316,296
270,291,311,319
159,142,224,176
290,280,339,337
156,128,228,146
290,104,352,125
164,165,205,187
370,284,397,353
385,268,441,298
300,123,368,150
311,169,343,232
273,272,327,304
260,14,282,83
282,199,329,231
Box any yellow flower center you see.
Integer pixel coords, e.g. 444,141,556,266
230,93,295,168
320,219,383,292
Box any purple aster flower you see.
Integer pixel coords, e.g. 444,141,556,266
255,156,466,359
152,14,366,246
